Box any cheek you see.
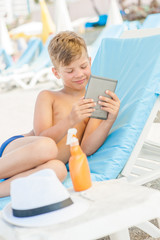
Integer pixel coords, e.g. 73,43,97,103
85,67,91,76
61,72,71,79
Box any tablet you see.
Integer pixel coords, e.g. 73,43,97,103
85,75,117,120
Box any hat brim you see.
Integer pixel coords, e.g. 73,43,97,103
2,196,89,227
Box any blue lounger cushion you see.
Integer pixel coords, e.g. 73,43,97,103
64,35,160,187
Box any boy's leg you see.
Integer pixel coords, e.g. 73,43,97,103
2,136,43,155
0,159,67,197
0,136,58,179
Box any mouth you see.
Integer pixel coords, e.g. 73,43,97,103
75,79,86,84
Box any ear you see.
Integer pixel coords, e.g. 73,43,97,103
89,57,91,65
52,67,61,79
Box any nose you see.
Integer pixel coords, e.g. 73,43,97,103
74,68,84,78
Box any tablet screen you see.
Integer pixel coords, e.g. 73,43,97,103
85,75,117,120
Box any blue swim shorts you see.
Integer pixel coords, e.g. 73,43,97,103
0,135,24,157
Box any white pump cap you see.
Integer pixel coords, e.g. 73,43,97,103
66,128,78,145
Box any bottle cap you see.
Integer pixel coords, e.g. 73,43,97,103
66,128,77,145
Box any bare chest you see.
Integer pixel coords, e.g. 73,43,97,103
53,99,72,123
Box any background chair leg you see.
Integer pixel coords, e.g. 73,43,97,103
156,218,160,228
109,229,130,240
136,221,160,238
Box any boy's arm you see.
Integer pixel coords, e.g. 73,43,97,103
33,90,95,143
81,90,120,155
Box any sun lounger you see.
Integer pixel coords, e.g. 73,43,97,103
12,38,43,71
63,33,160,238
89,34,160,183
0,49,13,72
1,38,43,76
141,13,160,29
0,35,56,90
119,28,160,185
63,33,160,187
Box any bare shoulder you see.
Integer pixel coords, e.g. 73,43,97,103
36,89,62,103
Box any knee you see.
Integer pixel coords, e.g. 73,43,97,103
50,160,68,182
36,137,58,160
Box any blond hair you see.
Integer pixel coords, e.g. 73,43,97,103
48,31,88,68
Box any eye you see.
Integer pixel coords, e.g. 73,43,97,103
81,64,87,69
66,69,73,73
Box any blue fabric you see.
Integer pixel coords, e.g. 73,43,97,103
15,38,43,68
64,35,160,187
124,20,141,30
141,13,160,29
0,48,13,72
30,34,53,72
0,135,24,157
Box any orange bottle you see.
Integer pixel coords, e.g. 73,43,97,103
67,128,92,192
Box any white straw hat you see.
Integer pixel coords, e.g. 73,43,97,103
2,169,89,227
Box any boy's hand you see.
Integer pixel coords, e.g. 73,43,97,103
69,98,96,125
98,90,120,122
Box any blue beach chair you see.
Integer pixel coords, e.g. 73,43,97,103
0,49,13,72
0,35,53,89
64,34,160,187
14,38,43,69
1,38,43,74
141,13,160,29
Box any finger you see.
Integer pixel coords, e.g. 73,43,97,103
76,108,95,119
79,102,96,110
100,103,119,113
98,100,119,110
100,107,118,116
80,107,95,115
79,98,94,106
99,96,119,107
105,90,120,102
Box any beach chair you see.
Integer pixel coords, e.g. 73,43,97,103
0,35,60,90
2,38,43,75
0,49,13,72
141,13,160,29
12,38,43,71
63,32,160,186
65,34,160,238
119,28,160,185
89,35,160,183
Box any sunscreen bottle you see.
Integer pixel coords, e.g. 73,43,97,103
66,128,92,191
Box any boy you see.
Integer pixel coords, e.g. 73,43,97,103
0,31,120,197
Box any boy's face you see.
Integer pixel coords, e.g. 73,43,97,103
52,50,91,91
